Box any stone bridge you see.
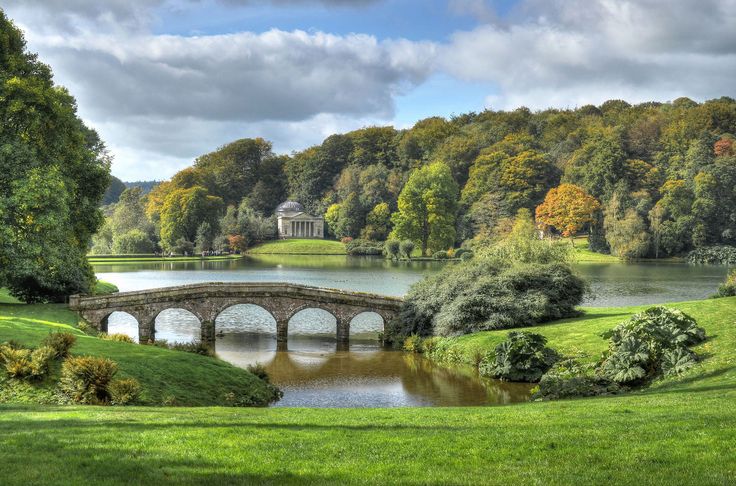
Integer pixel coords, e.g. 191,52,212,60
69,282,403,348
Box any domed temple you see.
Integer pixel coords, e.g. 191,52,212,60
275,201,324,239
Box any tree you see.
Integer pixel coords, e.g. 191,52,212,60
102,176,126,205
361,202,391,241
0,13,110,302
535,184,600,246
108,187,155,253
390,162,459,256
113,229,155,254
195,222,216,252
159,186,222,251
603,192,650,260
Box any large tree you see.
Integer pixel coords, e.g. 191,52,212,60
159,186,223,251
535,184,600,246
390,162,459,256
0,12,110,302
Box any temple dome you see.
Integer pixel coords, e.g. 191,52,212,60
276,201,305,213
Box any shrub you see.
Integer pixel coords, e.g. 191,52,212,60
385,239,401,259
78,321,99,336
170,342,214,356
0,345,55,380
109,378,142,405
687,245,736,265
340,236,353,244
432,251,449,260
532,359,621,400
460,251,474,261
479,331,559,382
246,363,271,382
1,347,33,378
42,331,77,359
453,248,469,259
100,333,135,343
400,240,415,259
60,356,119,404
599,306,706,385
713,269,736,298
345,239,384,256
402,334,423,353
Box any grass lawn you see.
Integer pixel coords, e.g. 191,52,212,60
0,297,734,484
88,254,242,264
248,239,347,255
0,303,275,407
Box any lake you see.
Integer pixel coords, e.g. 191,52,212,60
94,255,729,407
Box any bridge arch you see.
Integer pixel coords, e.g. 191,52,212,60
105,311,140,341
154,307,201,344
288,307,338,338
215,303,278,335
348,311,385,338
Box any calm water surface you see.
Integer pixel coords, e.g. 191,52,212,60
96,255,728,407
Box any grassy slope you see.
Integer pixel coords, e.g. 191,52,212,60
248,239,347,255
0,298,734,484
0,304,273,406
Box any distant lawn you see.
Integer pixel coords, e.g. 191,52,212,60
88,254,242,264
0,303,275,407
248,239,347,255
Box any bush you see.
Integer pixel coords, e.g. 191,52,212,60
432,251,449,260
385,239,401,259
78,321,99,336
453,248,470,259
400,240,415,259
599,306,706,385
340,237,353,244
345,239,384,256
402,334,423,353
246,363,271,382
532,359,621,400
479,331,559,382
687,245,736,265
460,251,474,261
713,269,736,298
0,345,55,380
100,333,135,343
60,356,119,404
170,341,214,356
41,331,77,359
109,378,142,405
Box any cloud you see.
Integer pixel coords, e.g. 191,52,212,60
442,0,736,109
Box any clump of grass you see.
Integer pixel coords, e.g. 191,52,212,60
59,356,119,404
100,333,135,343
109,378,142,405
41,331,77,358
0,344,55,380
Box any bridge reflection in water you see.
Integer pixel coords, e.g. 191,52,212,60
103,309,533,407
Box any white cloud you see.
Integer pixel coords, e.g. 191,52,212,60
442,0,736,109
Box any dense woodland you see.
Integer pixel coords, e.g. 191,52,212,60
96,97,736,259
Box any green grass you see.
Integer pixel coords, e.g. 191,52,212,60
88,254,242,264
248,239,347,255
0,297,735,484
0,303,275,407
93,280,119,295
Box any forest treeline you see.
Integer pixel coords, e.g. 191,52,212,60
96,96,736,259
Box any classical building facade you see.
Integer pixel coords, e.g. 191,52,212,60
276,201,324,239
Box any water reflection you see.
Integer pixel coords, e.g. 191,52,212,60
106,307,532,407
217,334,532,408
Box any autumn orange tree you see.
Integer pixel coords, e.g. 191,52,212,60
535,184,600,246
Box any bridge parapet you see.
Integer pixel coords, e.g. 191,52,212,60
70,282,403,348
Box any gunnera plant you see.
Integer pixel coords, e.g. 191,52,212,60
598,306,706,385
479,331,559,382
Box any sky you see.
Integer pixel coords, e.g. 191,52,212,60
4,0,736,181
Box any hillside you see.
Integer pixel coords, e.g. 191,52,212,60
0,303,278,406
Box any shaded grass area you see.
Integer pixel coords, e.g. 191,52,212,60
571,236,684,263
0,304,273,406
248,239,347,255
